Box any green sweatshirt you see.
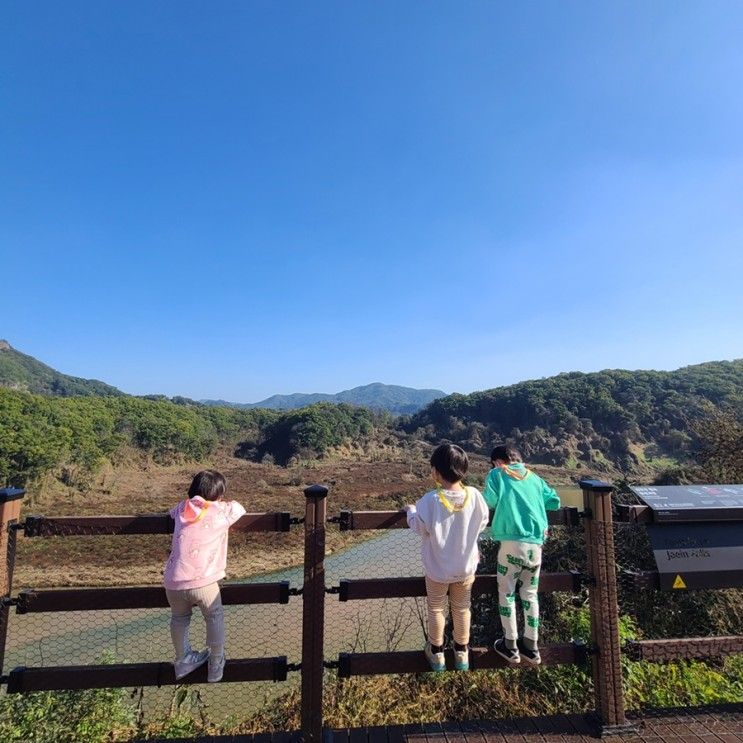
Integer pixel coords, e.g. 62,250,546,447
482,463,561,545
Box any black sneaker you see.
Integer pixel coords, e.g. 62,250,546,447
517,639,541,666
493,638,520,664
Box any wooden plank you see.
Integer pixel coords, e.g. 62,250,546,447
529,714,567,743
23,511,290,537
394,723,427,743
337,644,579,677
512,716,543,743
627,636,743,662
368,726,389,743
615,505,653,524
17,581,290,613
326,730,350,743
339,573,575,601
440,720,467,743
349,727,369,743
475,719,507,743
339,509,578,531
6,656,287,692
422,722,445,742
457,720,486,743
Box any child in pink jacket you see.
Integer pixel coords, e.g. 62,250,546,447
164,470,246,682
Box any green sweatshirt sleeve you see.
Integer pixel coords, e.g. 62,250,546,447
482,469,501,510
541,479,560,511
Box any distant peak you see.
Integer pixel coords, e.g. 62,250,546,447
0,340,11,351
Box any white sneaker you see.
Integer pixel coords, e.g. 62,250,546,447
424,643,445,672
454,647,469,671
174,648,210,680
208,653,225,683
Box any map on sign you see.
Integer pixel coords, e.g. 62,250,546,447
631,485,743,522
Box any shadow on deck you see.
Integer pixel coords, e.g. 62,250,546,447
139,703,743,743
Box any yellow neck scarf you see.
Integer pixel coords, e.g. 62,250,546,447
436,484,469,512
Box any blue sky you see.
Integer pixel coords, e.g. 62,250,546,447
2,2,742,401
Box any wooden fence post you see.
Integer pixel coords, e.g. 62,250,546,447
580,479,636,736
301,484,328,742
0,487,25,676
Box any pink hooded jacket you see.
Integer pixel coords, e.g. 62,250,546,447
163,496,246,591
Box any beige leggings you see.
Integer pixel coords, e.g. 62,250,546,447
166,582,224,661
425,574,476,647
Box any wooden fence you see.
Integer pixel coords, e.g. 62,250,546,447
1,481,742,741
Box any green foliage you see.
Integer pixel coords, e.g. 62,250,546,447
0,342,123,397
239,402,376,465
0,686,135,743
0,389,378,486
405,360,743,471
625,659,741,709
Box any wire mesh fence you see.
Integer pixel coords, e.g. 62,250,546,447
319,500,588,730
612,486,743,647
2,516,301,731
9,480,730,739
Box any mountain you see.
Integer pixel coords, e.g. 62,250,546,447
406,360,743,473
0,340,123,397
202,382,447,415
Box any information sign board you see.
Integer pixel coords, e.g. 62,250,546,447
646,522,743,590
630,485,743,522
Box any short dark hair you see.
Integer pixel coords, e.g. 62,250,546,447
490,445,521,464
430,444,468,483
188,470,226,501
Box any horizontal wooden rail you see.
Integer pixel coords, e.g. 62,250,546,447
616,504,743,524
615,505,653,524
338,572,579,601
624,636,743,662
6,656,288,693
337,643,583,677
338,507,580,531
23,511,291,537
16,581,290,613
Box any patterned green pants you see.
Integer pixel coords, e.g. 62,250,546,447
495,540,542,642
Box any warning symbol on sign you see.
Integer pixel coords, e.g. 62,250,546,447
672,575,687,589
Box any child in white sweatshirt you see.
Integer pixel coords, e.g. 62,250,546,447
406,444,489,671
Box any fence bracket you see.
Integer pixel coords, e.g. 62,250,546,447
325,586,341,595
0,597,18,609
289,517,305,525
286,663,302,672
323,660,340,670
288,587,303,597
570,569,587,593
326,516,341,524
21,516,42,537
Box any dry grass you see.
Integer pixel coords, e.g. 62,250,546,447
14,453,579,589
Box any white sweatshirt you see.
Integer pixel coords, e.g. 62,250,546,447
406,486,490,583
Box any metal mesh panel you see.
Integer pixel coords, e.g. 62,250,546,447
325,524,426,654
607,484,743,724
2,522,300,734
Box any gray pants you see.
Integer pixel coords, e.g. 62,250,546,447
496,541,542,643
166,582,225,661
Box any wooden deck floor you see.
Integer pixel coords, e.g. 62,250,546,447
141,704,743,742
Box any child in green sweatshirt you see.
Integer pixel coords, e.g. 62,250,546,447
482,445,560,666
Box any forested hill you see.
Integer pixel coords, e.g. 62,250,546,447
406,360,743,473
0,341,123,397
203,382,447,415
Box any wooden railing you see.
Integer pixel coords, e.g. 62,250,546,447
1,481,742,741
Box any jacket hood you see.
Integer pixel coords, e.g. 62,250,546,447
179,496,211,523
